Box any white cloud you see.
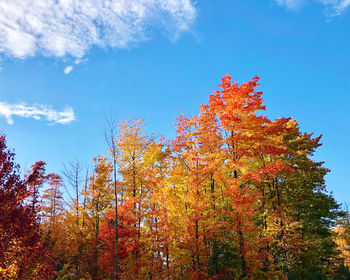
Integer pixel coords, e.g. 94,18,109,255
276,0,350,15
0,0,196,59
0,102,75,125
64,65,73,74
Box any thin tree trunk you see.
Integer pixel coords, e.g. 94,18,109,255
105,115,119,280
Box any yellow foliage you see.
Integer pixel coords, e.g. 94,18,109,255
334,226,350,267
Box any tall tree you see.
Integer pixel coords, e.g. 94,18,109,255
83,155,113,279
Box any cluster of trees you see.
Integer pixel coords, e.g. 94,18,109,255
1,75,350,279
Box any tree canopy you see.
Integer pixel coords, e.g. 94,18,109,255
0,75,349,280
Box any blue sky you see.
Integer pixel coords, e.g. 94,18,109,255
0,0,349,204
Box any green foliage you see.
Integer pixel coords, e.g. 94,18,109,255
207,238,242,279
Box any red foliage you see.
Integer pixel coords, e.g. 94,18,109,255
98,199,139,276
0,135,55,279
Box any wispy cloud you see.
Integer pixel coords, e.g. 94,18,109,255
64,65,73,74
325,0,350,16
0,102,75,125
0,0,196,59
277,0,350,15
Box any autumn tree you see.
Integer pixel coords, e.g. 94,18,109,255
0,135,55,280
256,120,344,279
113,118,165,279
83,155,113,278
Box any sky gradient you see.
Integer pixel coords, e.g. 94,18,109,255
0,0,349,204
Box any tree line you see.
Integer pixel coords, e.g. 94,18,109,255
1,75,350,279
